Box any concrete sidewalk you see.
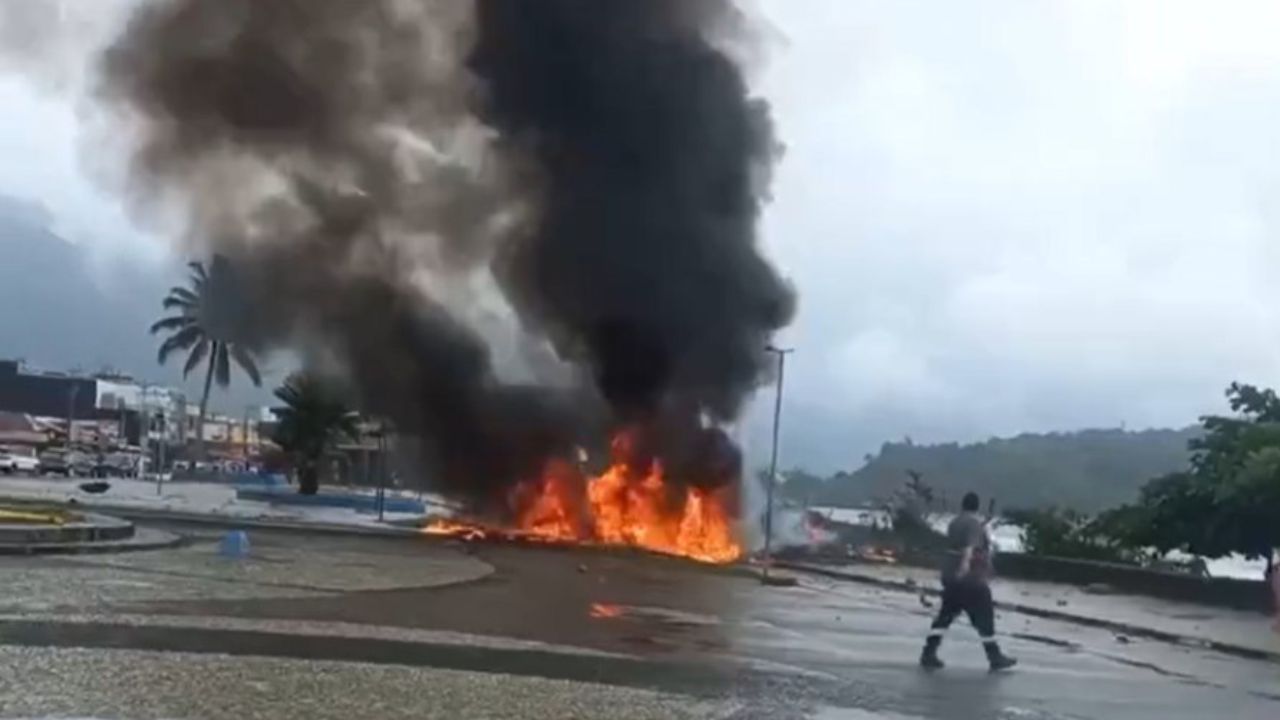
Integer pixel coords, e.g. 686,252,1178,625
781,560,1280,663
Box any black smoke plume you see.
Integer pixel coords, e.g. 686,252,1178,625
98,0,793,505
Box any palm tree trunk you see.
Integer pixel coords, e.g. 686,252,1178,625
195,342,217,461
298,461,319,496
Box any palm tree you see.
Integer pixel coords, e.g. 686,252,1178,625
150,256,261,459
270,373,358,495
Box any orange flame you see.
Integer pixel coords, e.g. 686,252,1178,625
589,602,625,619
422,430,742,564
421,520,489,542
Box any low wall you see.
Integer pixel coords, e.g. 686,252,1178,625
997,553,1270,612
0,512,134,545
896,548,1271,613
235,487,426,515
171,471,287,487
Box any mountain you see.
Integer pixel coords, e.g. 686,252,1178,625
0,194,279,410
0,195,163,373
791,427,1199,513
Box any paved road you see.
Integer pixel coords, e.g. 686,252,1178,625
0,522,1276,719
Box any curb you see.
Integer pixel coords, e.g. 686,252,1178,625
0,495,424,541
778,561,1280,665
0,528,185,556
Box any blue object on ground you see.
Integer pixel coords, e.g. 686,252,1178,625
229,472,288,487
219,530,251,559
173,471,287,487
234,487,426,514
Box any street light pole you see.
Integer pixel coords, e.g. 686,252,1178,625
66,384,79,450
762,345,793,581
376,420,388,522
139,382,150,479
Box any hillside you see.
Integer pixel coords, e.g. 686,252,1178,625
0,195,162,375
0,194,280,410
789,427,1199,513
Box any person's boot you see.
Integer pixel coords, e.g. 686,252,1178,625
919,636,945,670
984,643,1017,672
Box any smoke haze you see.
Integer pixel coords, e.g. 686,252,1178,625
94,0,792,503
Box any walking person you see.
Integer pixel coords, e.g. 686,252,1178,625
920,491,1017,671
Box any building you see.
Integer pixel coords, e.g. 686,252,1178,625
0,360,97,421
0,360,202,445
0,410,48,448
0,359,277,470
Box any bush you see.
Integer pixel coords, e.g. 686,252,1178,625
1005,507,1141,564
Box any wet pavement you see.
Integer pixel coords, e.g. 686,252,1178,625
785,559,1280,661
0,522,1276,718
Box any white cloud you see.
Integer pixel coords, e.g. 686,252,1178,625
752,0,1280,468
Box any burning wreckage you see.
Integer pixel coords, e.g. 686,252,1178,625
99,0,794,563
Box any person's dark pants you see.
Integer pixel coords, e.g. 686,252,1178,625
923,577,1005,661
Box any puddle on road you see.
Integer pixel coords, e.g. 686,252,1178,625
811,708,925,719
586,602,727,654
812,707,1060,720
585,602,721,627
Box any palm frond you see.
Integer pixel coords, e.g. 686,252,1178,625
182,338,211,378
229,344,262,386
214,342,231,387
273,382,301,406
157,325,204,365
149,315,196,334
188,260,208,285
162,286,199,310
271,372,358,464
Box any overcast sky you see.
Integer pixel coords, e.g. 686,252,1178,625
4,1,1280,471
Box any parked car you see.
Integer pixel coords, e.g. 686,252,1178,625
0,446,41,474
37,449,94,477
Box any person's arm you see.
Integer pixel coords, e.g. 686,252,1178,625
956,546,973,578
956,520,988,578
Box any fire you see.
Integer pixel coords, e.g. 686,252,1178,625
421,520,489,542
422,430,743,564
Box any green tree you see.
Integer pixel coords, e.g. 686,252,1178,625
150,257,261,458
1108,383,1280,570
271,373,358,495
1005,507,1139,563
886,470,945,549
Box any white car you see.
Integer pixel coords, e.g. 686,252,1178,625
0,447,41,474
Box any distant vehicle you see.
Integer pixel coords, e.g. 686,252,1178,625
37,449,68,476
99,451,142,478
0,446,41,474
37,448,93,477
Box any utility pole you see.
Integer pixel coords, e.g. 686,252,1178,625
119,397,127,449
156,409,166,495
376,419,388,522
66,384,79,450
242,405,253,465
762,345,793,583
139,382,150,478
